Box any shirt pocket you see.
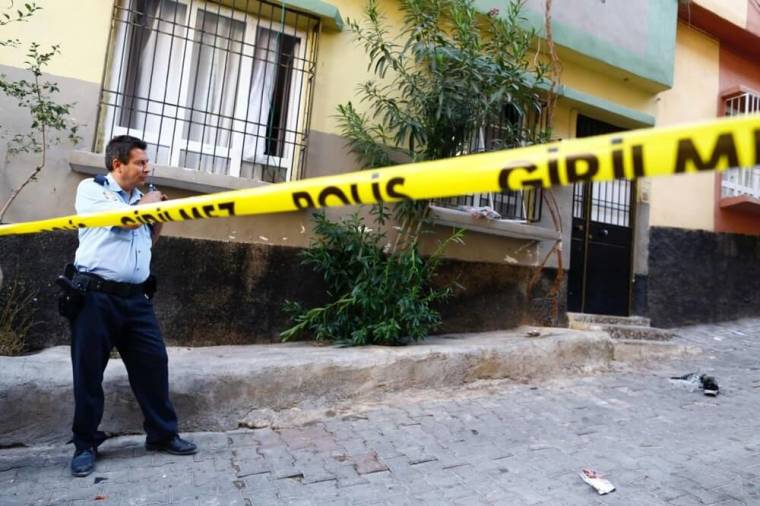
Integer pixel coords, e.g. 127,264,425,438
109,227,135,241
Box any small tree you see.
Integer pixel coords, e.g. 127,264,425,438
0,1,80,223
282,0,549,345
340,0,547,165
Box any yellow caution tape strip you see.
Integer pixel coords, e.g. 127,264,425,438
1,115,759,237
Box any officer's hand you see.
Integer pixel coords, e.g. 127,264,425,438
139,191,166,205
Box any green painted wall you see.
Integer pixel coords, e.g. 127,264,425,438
282,0,343,31
474,0,678,91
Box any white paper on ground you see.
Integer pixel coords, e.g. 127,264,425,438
580,468,616,495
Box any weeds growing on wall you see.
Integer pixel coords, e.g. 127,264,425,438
0,277,38,356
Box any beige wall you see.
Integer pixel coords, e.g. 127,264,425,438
649,23,720,231
693,0,748,28
0,0,111,84
310,0,404,135
559,52,658,116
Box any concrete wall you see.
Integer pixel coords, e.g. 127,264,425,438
0,233,565,350
520,0,677,91
0,65,100,225
648,226,760,327
0,0,111,84
650,22,720,232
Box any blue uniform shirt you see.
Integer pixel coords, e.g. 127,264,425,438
74,173,153,284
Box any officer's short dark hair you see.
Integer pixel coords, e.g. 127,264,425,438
105,135,148,171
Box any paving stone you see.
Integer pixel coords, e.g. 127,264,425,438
353,452,389,475
5,320,760,504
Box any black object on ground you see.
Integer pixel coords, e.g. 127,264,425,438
669,372,719,396
701,375,719,396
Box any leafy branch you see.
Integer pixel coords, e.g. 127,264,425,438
0,1,41,47
0,4,80,223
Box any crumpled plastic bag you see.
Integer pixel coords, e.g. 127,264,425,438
459,205,502,220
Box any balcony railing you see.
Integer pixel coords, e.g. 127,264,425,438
722,90,760,199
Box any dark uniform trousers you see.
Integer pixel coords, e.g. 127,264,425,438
71,290,178,450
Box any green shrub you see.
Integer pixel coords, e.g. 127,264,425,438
281,210,463,346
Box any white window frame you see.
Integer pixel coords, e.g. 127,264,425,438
103,0,307,180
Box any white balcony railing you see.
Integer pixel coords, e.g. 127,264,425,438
722,91,760,199
722,167,760,199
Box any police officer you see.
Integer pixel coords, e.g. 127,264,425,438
69,135,197,477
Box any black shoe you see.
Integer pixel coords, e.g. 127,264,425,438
70,447,96,477
701,375,720,396
145,435,198,455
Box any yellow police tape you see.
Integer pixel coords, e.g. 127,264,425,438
1,114,759,237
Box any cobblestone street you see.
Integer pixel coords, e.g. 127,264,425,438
3,320,760,505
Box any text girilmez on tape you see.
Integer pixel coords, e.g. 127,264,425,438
0,115,759,237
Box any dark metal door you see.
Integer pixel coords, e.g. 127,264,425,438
567,116,635,316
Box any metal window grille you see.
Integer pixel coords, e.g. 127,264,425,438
95,0,320,183
572,178,633,227
722,90,760,198
572,114,633,227
432,104,547,222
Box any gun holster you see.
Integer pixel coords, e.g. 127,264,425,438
144,274,157,300
56,264,85,321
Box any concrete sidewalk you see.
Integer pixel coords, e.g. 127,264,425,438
0,327,694,448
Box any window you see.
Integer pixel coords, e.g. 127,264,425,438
432,104,547,223
97,0,319,183
722,89,760,199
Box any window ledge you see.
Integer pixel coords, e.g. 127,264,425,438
719,195,760,214
69,151,270,194
428,205,560,241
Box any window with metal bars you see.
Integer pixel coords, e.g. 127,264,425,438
722,90,760,199
95,0,320,183
432,104,546,222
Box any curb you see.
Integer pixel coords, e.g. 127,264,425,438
0,328,613,447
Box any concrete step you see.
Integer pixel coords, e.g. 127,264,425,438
568,312,652,328
613,339,700,362
0,327,617,447
600,323,675,341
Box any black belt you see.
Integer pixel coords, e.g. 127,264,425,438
72,272,147,297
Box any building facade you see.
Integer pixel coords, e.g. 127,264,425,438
0,0,678,347
648,0,760,327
